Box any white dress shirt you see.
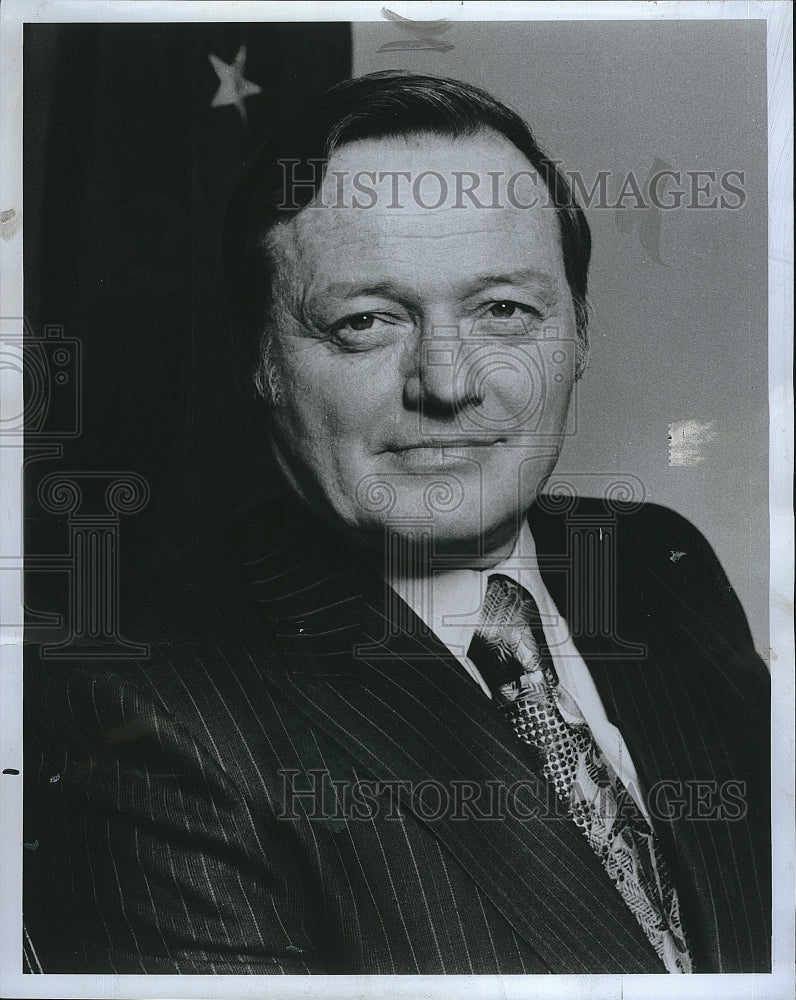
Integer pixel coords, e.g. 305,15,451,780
387,519,649,818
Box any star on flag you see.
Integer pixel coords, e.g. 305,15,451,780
208,45,262,121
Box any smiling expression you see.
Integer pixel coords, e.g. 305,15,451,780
262,131,579,560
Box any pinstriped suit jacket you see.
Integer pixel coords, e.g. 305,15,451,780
24,497,771,975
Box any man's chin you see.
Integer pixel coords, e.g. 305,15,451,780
345,505,526,567
288,475,531,564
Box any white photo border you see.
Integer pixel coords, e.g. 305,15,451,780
1,3,792,999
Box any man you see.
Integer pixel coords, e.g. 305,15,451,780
25,72,770,975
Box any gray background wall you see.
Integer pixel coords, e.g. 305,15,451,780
353,18,769,656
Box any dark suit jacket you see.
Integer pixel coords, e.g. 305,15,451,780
24,497,770,974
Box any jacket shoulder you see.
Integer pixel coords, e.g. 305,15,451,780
532,495,763,659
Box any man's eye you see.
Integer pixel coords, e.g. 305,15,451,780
327,312,403,347
484,301,534,319
340,313,377,332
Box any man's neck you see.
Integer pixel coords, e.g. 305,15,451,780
387,519,533,588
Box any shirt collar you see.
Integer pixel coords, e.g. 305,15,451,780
387,519,548,661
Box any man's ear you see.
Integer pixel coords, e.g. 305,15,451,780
253,333,284,405
574,298,590,381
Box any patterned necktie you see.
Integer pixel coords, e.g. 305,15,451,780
467,573,692,974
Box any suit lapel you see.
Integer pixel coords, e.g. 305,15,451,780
239,502,663,974
531,498,765,972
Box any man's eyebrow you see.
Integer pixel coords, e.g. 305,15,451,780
322,281,410,300
460,270,557,297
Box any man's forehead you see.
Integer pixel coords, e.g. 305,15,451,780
312,129,547,215
267,130,561,263
291,203,557,243
271,203,564,301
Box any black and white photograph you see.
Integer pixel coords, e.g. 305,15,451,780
0,2,792,998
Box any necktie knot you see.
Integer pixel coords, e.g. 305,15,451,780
468,574,558,705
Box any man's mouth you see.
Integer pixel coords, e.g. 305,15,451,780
385,437,506,452
381,438,506,469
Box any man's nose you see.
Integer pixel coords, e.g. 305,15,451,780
401,323,485,415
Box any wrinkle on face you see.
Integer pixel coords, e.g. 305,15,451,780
258,132,578,557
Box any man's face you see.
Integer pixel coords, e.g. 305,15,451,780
263,131,578,559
